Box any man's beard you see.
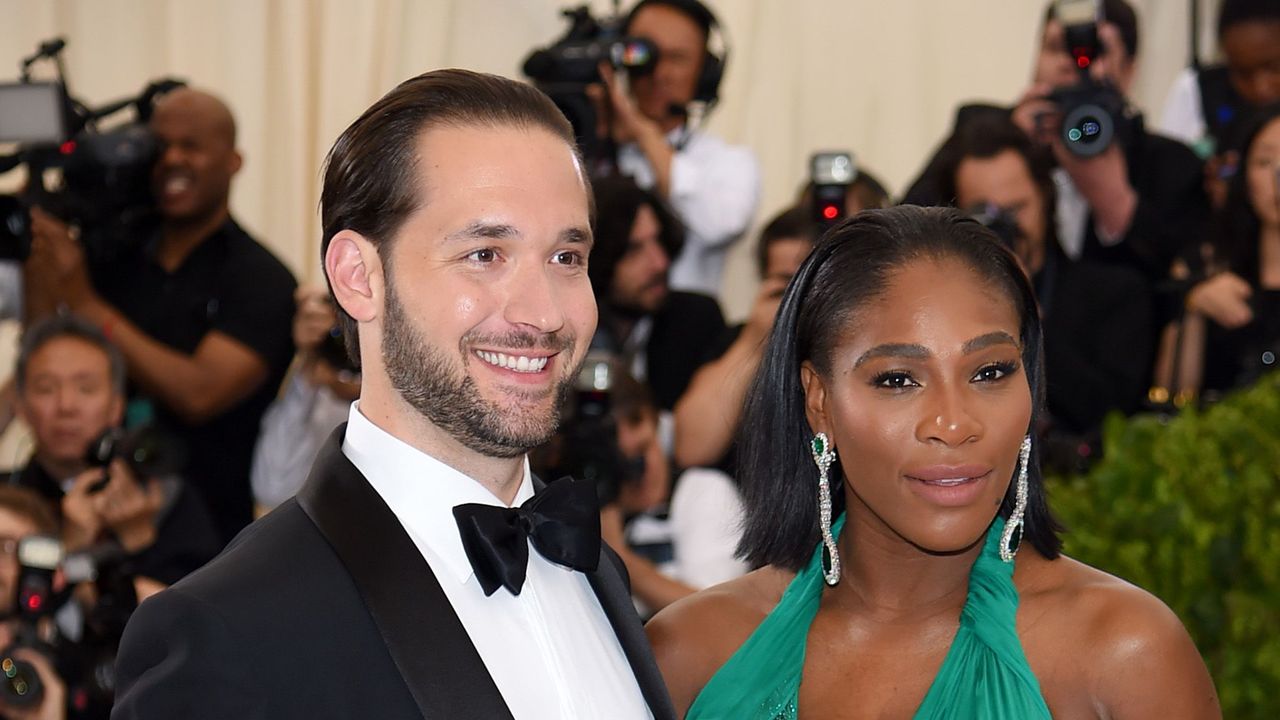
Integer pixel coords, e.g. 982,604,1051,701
381,277,578,459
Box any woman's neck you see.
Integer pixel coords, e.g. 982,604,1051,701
826,507,984,622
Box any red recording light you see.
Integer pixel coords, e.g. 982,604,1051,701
1076,55,1090,69
822,205,839,220
59,140,77,155
25,594,41,611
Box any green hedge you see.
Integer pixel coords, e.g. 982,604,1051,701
1049,372,1280,717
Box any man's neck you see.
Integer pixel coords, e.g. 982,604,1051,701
157,208,230,272
357,381,527,505
34,453,87,485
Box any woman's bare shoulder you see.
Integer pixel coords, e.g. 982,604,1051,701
1016,553,1221,718
645,566,794,716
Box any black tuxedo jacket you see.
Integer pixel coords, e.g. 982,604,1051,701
112,426,676,720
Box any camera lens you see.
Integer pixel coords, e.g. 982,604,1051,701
1061,104,1114,157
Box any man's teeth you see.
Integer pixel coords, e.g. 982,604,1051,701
476,351,548,373
164,177,192,194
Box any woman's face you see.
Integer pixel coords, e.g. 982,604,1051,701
1246,116,1280,228
802,257,1032,554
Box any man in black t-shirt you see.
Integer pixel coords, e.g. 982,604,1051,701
27,88,296,543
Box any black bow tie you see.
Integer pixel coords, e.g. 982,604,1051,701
452,477,601,597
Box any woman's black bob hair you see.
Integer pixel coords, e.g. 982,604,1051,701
735,205,1062,571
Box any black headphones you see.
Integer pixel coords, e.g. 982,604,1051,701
625,0,729,107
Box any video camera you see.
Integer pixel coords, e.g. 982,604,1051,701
1044,0,1132,157
0,37,184,262
522,5,658,167
1,534,136,718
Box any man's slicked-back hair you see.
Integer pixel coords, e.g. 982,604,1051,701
320,69,581,366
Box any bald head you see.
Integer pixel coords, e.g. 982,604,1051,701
152,87,237,148
150,87,243,225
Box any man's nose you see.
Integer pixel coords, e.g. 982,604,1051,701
503,263,567,334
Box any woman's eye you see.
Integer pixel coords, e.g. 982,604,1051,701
973,362,1018,383
872,372,918,389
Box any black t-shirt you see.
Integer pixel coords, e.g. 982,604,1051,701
90,218,297,543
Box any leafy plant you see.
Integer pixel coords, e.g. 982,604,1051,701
1049,372,1280,718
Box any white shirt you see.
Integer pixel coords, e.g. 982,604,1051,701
1158,67,1207,148
250,371,351,509
618,127,760,297
341,403,652,720
668,467,748,588
1053,168,1124,260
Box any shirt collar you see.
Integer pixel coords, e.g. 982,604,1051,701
341,401,534,586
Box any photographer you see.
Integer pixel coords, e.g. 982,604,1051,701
594,0,760,297
1017,0,1208,279
933,113,1153,454
250,285,359,511
10,315,220,592
673,206,819,470
589,175,726,422
23,88,297,544
0,486,66,720
905,0,1207,283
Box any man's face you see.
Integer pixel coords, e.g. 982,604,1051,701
609,203,670,315
1222,21,1280,107
149,92,241,223
954,149,1047,275
763,236,812,287
627,4,706,126
17,337,123,468
379,124,596,458
0,509,40,617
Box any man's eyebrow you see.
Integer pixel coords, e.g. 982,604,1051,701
561,226,592,248
962,331,1019,355
853,343,930,369
444,222,520,243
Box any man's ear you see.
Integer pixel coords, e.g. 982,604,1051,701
800,360,830,442
325,230,382,324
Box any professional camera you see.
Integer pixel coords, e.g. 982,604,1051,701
809,151,856,227
523,5,658,166
531,349,645,507
0,37,184,262
82,423,186,496
1044,0,1132,157
1,534,137,718
964,202,1022,252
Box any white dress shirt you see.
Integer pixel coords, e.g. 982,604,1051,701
342,403,652,720
618,127,760,298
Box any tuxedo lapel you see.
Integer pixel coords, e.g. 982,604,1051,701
587,549,679,720
297,425,514,720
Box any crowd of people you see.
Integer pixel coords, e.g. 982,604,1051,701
0,0,1274,716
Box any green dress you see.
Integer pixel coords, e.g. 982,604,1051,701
686,515,1052,719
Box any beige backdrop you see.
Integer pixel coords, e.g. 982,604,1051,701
1,0,1219,320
